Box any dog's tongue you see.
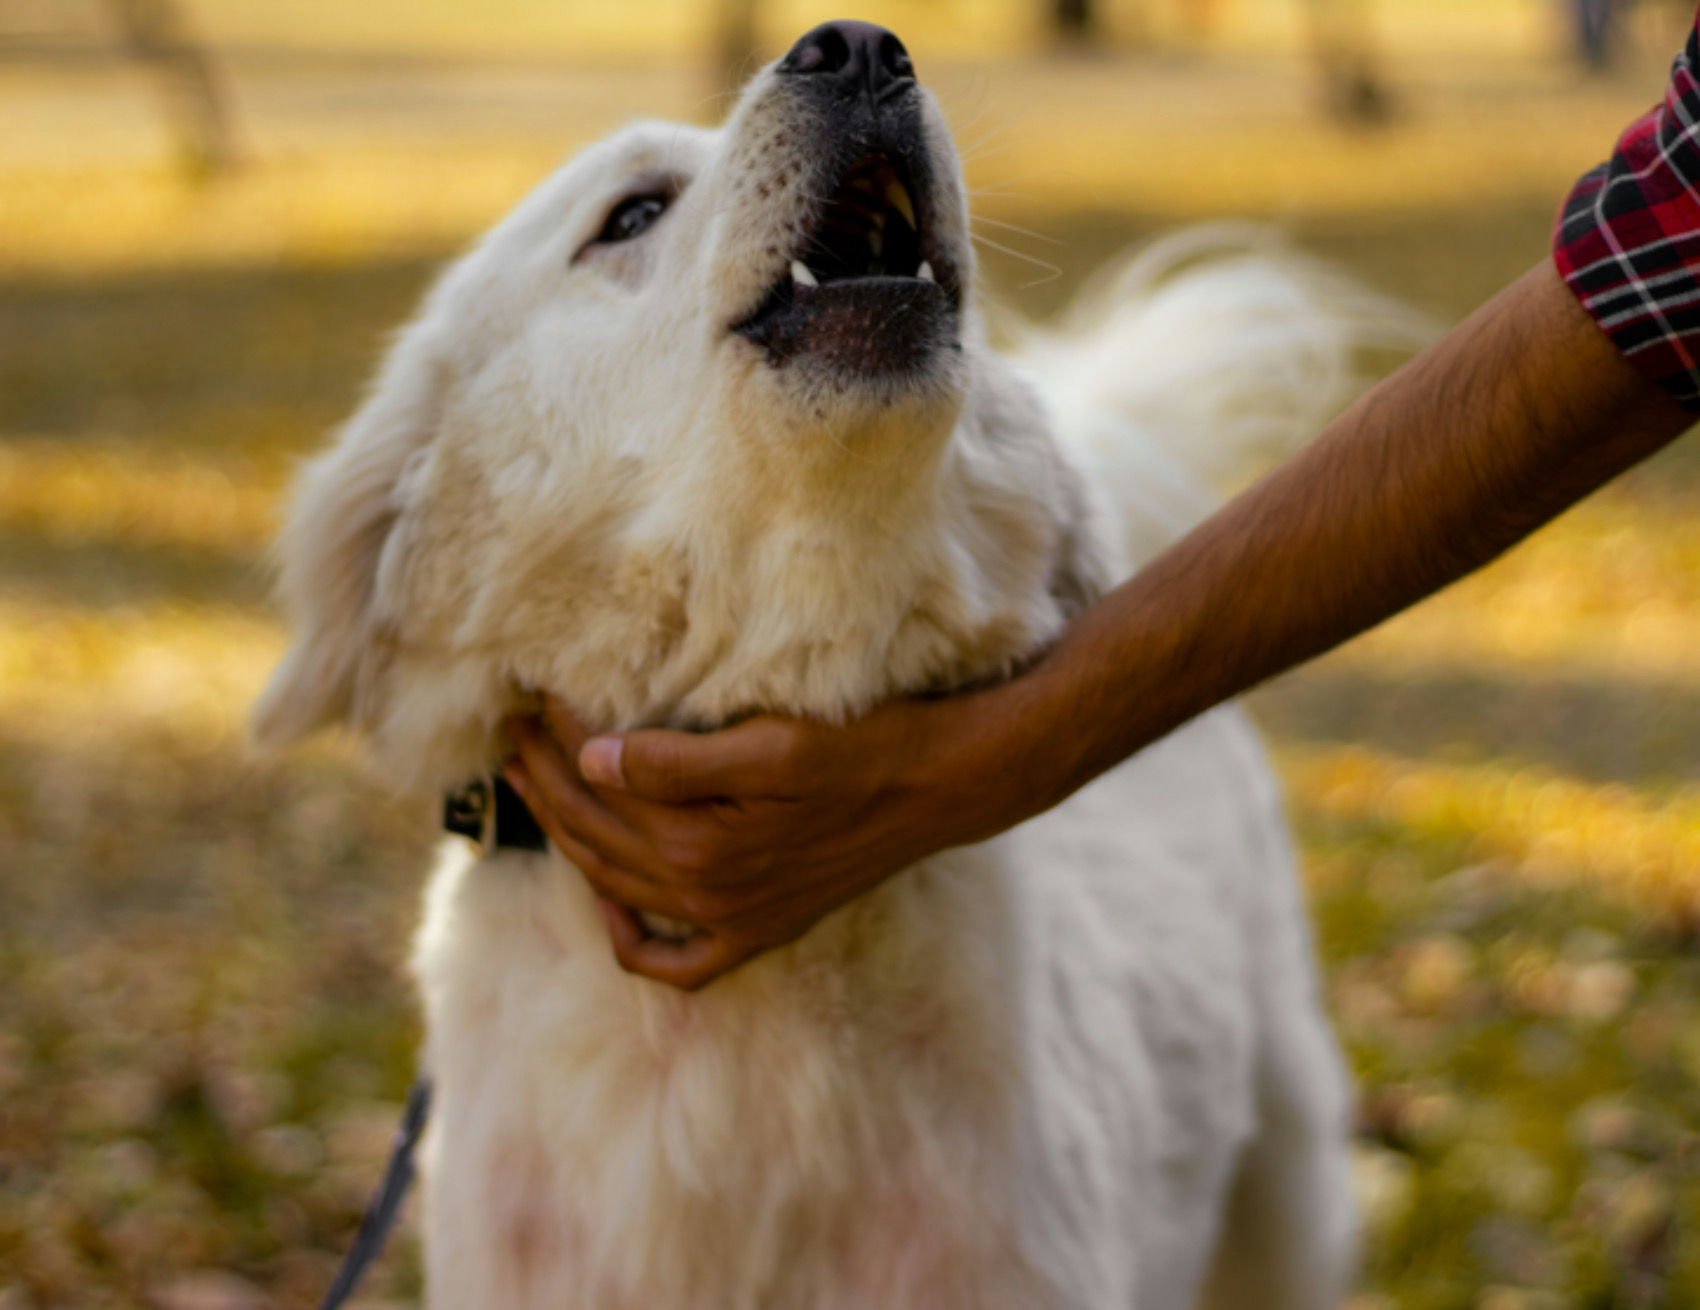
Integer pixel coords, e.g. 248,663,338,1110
736,277,956,376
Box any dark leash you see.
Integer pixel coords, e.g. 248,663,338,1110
316,1079,431,1310
317,775,544,1310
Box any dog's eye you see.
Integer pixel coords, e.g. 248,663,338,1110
596,194,670,244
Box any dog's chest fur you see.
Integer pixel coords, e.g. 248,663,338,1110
415,835,1062,1309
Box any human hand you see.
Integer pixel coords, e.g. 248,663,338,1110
503,692,1018,990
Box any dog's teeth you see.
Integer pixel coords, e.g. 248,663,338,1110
886,182,916,229
868,230,883,259
791,260,819,289
917,261,935,283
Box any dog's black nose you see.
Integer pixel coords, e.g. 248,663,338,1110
780,21,915,94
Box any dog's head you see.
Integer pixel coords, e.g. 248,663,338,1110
254,22,1109,790
717,23,969,398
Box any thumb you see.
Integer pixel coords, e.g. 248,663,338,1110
580,719,794,803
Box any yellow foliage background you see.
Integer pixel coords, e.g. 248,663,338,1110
5,1,1700,1307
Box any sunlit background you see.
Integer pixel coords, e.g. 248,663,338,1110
5,1,1700,1307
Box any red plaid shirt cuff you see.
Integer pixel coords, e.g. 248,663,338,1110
1555,8,1700,412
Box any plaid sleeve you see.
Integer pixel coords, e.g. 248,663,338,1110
1554,9,1700,411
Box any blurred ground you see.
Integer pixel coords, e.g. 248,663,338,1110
6,1,1700,1307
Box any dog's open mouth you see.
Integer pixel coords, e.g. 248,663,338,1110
734,149,959,372
797,152,930,285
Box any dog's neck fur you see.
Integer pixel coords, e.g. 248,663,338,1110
350,351,1084,791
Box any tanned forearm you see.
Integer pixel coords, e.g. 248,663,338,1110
945,259,1693,834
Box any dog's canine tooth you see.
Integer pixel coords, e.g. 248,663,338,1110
886,181,916,229
868,229,884,259
791,260,819,288
918,260,935,283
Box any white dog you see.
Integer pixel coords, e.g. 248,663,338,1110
255,21,1387,1309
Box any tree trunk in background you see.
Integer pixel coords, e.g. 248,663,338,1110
1052,0,1095,40
1052,0,1156,51
108,0,233,175
1304,0,1391,125
1574,0,1615,69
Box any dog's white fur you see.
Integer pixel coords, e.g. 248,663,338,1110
254,49,1386,1310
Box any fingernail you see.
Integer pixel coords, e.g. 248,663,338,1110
580,736,625,788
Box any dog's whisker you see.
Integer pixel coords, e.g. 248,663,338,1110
968,168,1063,198
955,115,1021,161
972,216,1066,248
717,51,768,100
688,88,748,120
808,404,876,466
958,138,1029,170
969,232,1064,288
940,87,1010,145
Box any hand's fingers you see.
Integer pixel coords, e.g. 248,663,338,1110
609,929,751,991
502,733,658,879
564,775,756,871
501,759,619,876
513,726,771,905
582,717,808,803
513,711,692,865
538,695,596,761
567,851,685,919
505,764,709,921
595,896,744,990
595,897,649,956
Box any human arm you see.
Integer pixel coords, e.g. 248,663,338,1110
506,258,1693,989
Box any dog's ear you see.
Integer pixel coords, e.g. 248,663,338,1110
1047,457,1116,620
968,364,1119,621
252,340,447,748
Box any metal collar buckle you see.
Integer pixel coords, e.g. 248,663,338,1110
442,774,548,852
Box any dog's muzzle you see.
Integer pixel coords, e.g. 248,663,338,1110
733,22,963,376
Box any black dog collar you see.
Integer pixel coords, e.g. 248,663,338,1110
442,775,549,852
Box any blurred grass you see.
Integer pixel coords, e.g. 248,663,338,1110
5,1,1700,1307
